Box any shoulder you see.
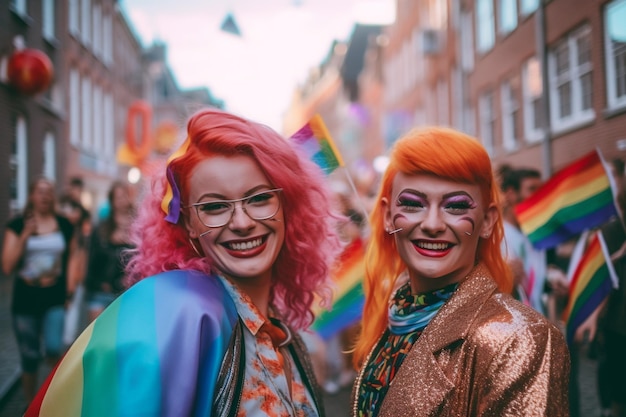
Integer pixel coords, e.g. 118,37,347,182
5,216,24,233
470,293,567,355
123,270,239,323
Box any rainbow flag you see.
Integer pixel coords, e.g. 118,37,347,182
312,239,365,340
515,150,618,249
289,114,345,175
25,270,238,417
564,231,618,344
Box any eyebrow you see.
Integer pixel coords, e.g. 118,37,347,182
398,189,473,199
195,185,274,203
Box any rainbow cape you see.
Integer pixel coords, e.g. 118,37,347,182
289,114,345,175
564,231,618,345
25,270,239,417
312,238,365,340
514,150,618,250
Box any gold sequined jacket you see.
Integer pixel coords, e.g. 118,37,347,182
352,264,570,417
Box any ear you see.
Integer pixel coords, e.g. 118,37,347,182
183,210,198,239
381,197,392,232
480,203,499,238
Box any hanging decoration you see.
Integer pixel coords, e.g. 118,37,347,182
220,12,242,36
7,48,54,95
116,101,153,168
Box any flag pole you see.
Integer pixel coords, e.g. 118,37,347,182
341,166,371,228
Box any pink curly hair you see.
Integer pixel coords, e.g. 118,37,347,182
353,126,513,367
125,108,342,329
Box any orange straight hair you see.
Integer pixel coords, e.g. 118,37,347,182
353,126,513,368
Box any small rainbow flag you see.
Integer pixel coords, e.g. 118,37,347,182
25,270,238,417
515,150,618,250
312,239,365,340
289,114,345,175
564,231,618,345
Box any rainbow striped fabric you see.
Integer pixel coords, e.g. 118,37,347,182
312,239,365,340
25,270,239,417
289,114,345,175
515,150,618,250
564,231,618,345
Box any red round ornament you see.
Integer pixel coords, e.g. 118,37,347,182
7,48,54,95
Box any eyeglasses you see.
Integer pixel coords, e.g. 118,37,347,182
184,188,283,228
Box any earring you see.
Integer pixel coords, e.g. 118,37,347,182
483,233,490,239
387,228,403,235
188,238,202,256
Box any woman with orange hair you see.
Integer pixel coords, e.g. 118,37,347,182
25,108,341,417
351,127,570,416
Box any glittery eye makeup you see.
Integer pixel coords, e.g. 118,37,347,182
396,192,426,211
443,195,476,214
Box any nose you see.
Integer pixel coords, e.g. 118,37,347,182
420,207,446,235
228,203,256,231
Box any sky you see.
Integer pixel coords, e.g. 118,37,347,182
120,0,395,132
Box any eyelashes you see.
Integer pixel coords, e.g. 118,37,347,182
396,193,477,213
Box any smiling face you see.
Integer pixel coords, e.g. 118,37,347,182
184,155,285,289
383,173,497,293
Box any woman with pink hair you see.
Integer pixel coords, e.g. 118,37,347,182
351,127,570,416
25,109,341,417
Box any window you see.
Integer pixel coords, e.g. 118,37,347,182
605,0,626,110
43,0,55,40
10,116,28,214
10,0,27,17
501,80,519,151
460,11,474,71
520,0,539,15
522,57,544,142
499,0,518,35
43,132,56,180
479,91,496,155
92,5,101,57
93,85,102,154
437,78,449,125
104,93,114,157
69,0,79,36
81,0,91,46
476,0,495,53
69,69,80,146
548,25,594,132
103,13,112,64
81,77,92,150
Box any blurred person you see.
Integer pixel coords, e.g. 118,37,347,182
1,177,80,403
352,127,570,416
577,157,626,417
84,181,135,322
24,108,342,417
498,166,544,307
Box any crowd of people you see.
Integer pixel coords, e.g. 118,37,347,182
2,106,624,416
1,176,135,404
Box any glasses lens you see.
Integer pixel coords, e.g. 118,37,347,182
196,189,281,227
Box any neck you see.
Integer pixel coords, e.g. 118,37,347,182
226,274,273,317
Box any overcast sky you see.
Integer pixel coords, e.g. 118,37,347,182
120,0,395,132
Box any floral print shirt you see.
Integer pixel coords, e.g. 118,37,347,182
218,276,319,417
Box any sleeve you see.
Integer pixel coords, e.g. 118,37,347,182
24,270,240,417
476,321,570,417
5,216,24,235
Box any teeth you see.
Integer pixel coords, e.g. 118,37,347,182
417,242,450,250
228,237,263,251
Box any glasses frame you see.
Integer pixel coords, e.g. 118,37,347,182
183,188,283,228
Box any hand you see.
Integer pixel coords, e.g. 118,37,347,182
547,266,569,297
573,300,606,343
22,213,37,238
